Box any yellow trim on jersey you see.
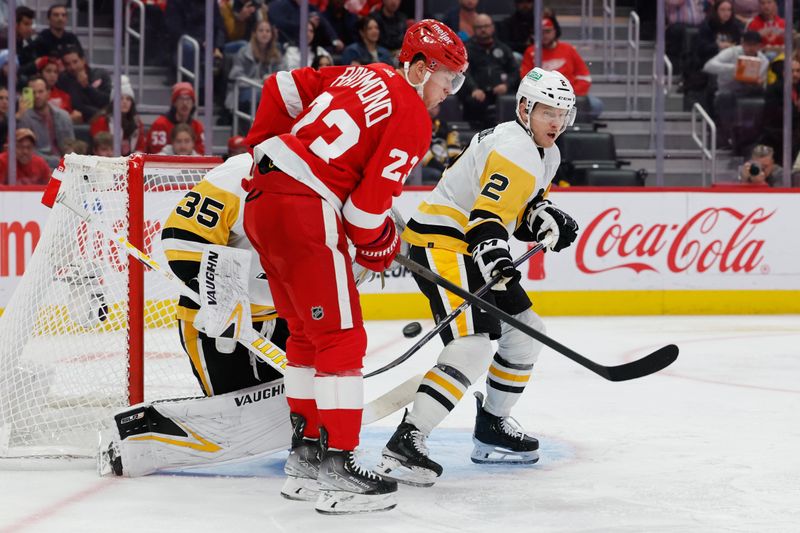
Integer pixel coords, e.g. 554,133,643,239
164,249,203,262
129,422,222,453
401,227,469,254
417,201,469,227
466,150,537,234
429,248,469,337
424,369,465,400
180,321,213,395
489,366,531,382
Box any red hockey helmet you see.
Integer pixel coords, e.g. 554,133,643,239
399,19,468,93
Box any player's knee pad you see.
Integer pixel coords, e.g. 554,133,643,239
437,333,494,384
497,308,545,366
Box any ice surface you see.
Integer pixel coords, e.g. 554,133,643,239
1,315,799,532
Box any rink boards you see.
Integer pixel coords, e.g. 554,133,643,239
1,186,799,317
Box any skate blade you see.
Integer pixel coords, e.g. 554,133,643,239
470,440,539,465
280,476,320,501
314,490,397,515
375,455,438,488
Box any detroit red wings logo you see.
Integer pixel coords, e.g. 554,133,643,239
574,207,775,274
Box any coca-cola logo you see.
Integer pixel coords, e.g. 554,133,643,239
575,207,774,274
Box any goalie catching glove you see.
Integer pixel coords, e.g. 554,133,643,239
472,238,520,291
515,193,579,252
354,217,400,272
193,245,253,352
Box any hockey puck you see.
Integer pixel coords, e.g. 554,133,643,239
402,321,422,338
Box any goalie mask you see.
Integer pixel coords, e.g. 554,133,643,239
516,67,576,141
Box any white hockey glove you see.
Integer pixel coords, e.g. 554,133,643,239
516,198,579,252
472,238,520,291
193,245,253,353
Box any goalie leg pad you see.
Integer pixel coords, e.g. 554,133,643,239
100,381,291,477
485,308,544,418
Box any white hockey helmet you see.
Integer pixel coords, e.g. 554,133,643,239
516,67,577,134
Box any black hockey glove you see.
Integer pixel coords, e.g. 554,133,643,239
516,199,579,252
472,238,520,291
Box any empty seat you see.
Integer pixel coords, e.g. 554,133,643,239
583,168,645,186
438,95,463,122
732,96,766,156
557,131,617,163
496,94,517,123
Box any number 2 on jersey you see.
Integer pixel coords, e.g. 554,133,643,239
480,173,509,201
291,92,360,163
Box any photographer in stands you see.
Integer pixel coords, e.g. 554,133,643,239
739,144,782,186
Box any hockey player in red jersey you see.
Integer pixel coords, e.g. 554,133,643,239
242,20,468,514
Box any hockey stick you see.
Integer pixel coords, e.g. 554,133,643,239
364,236,552,378
53,191,420,424
393,254,679,382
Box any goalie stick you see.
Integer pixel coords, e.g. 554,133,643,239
51,190,417,424
364,236,552,378
393,253,679,382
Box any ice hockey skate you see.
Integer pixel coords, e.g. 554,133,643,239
280,413,321,501
375,410,443,487
471,392,539,464
314,429,397,515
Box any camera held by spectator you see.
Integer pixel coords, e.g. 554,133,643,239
739,144,782,186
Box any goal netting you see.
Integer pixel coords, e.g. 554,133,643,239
0,154,222,458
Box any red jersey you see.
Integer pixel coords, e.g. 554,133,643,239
145,115,206,155
90,114,147,155
520,42,592,96
0,152,52,185
746,15,785,47
48,87,73,113
246,64,431,246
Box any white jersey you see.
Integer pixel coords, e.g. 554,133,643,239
161,153,275,321
403,120,561,253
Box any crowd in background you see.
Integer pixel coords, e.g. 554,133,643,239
0,0,798,186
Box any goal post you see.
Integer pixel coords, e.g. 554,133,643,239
0,154,223,458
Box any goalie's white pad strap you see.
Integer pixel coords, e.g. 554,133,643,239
114,381,290,477
195,244,253,339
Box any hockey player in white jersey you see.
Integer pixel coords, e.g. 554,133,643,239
375,68,580,486
98,153,292,477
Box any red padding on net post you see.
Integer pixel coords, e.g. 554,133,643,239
127,154,145,405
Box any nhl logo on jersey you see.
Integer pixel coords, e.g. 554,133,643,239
311,306,324,320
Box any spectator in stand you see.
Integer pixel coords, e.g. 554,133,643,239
498,0,535,55
704,31,768,147
340,17,393,66
12,6,39,82
36,56,80,122
221,1,269,42
147,82,206,155
733,0,760,23
226,135,248,159
159,124,199,156
370,0,407,53
61,137,88,155
444,0,479,42
0,85,10,150
520,15,599,118
226,20,286,114
0,49,23,91
421,103,464,184
323,0,359,47
35,4,83,58
760,55,800,162
745,0,784,58
0,129,53,185
313,54,334,68
460,14,519,129
18,76,75,160
270,0,343,51
738,144,782,186
57,46,111,124
92,131,114,157
89,76,146,156
284,21,333,70
697,0,744,65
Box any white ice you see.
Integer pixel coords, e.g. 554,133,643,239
1,315,799,532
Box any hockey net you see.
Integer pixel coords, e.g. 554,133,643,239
0,154,222,458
